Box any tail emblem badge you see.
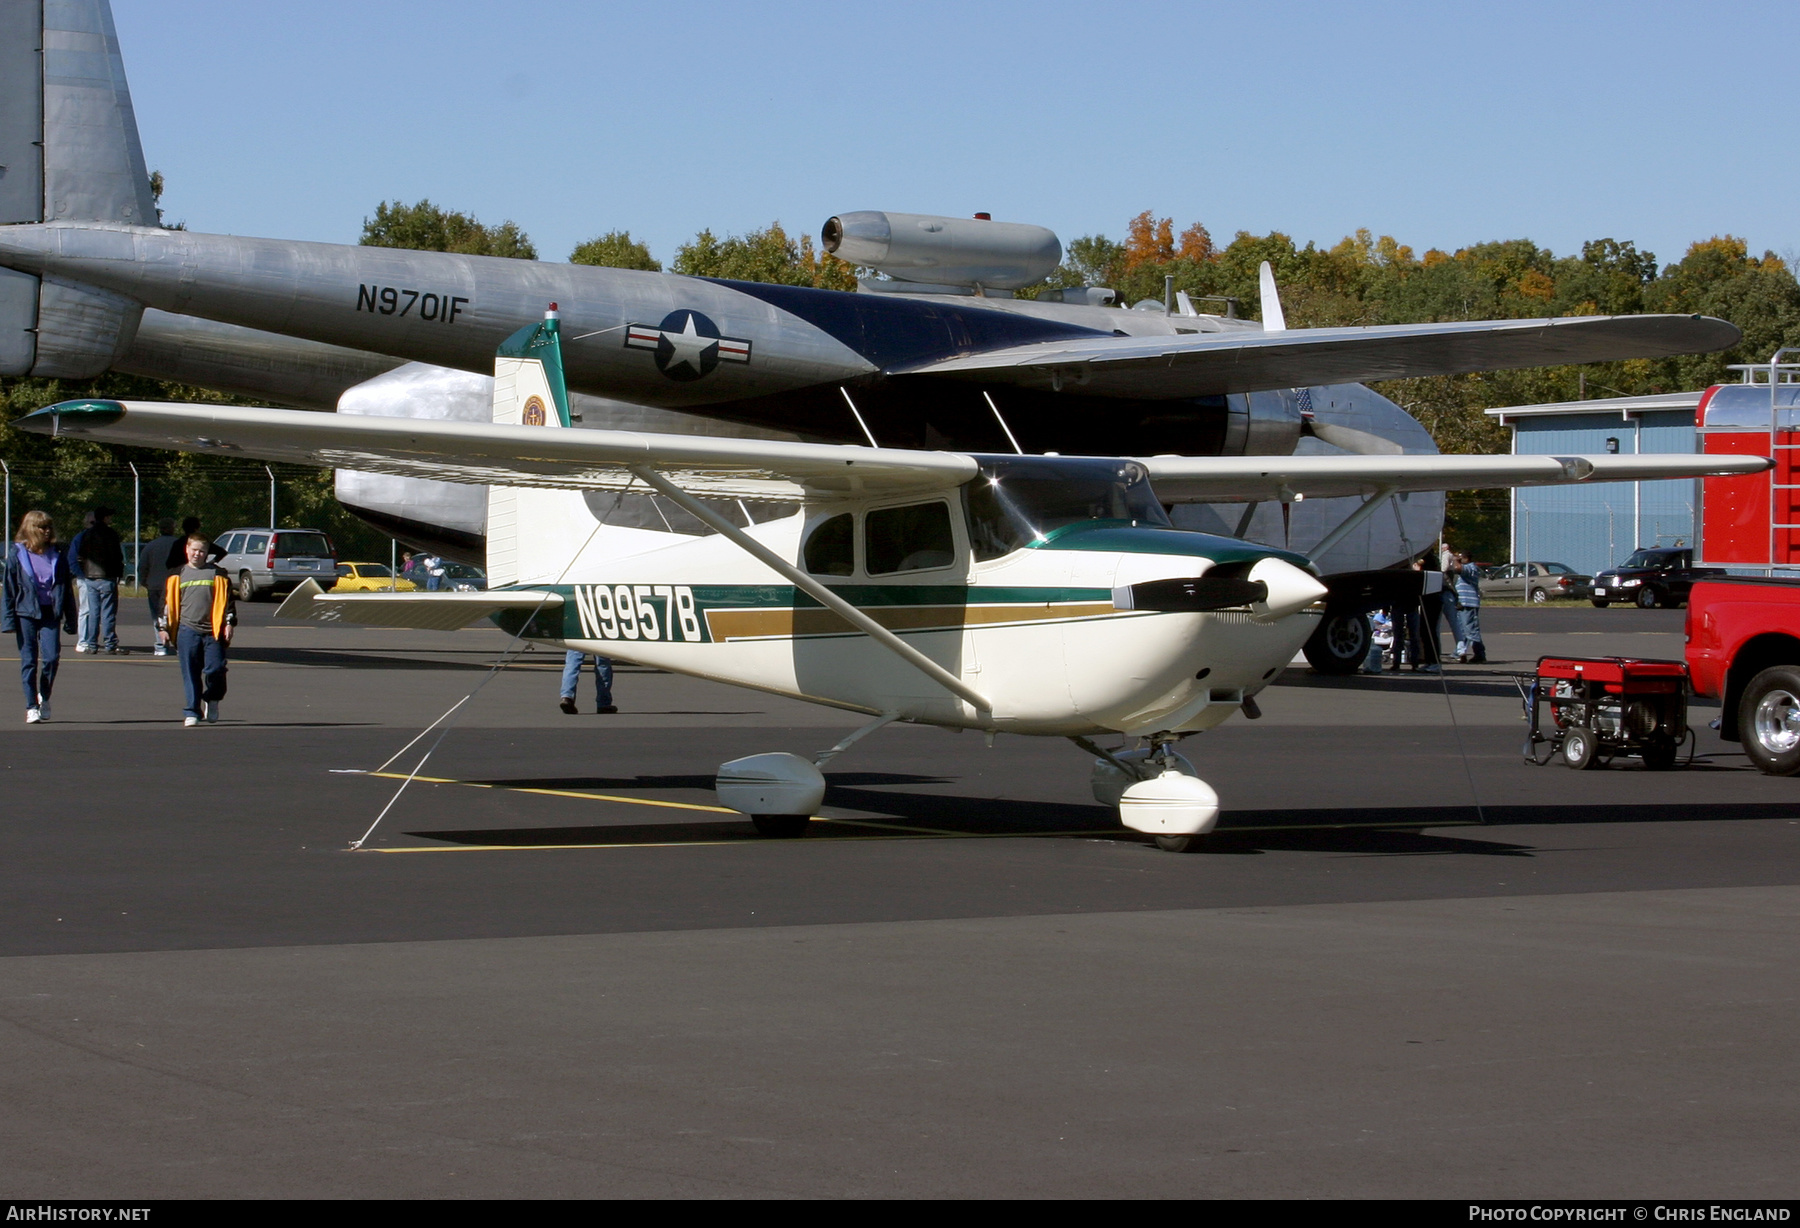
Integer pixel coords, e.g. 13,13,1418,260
522,395,547,426
625,310,752,382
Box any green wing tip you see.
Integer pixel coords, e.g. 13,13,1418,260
19,399,127,431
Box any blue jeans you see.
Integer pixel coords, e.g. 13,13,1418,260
15,615,59,708
1460,606,1483,654
561,651,614,709
78,577,118,650
176,626,229,718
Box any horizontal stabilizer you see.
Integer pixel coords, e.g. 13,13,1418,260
275,579,561,631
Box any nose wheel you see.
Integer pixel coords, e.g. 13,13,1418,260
1076,733,1220,852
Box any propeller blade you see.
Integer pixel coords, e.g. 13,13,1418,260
1302,417,1405,455
1115,576,1269,612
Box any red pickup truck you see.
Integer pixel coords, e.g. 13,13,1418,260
1686,576,1800,774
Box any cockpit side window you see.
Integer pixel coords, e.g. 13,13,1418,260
803,513,855,576
865,501,956,575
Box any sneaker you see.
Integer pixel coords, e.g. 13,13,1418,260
74,643,89,653
559,696,578,715
597,705,618,714
204,701,219,724
25,708,40,724
108,646,124,655
36,699,49,721
153,645,168,657
183,715,199,727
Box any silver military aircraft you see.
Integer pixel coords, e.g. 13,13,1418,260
0,0,1744,671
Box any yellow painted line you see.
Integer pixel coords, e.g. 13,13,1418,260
363,770,735,813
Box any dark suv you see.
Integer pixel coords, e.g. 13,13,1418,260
1590,548,1725,609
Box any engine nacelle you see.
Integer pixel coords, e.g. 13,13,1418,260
822,211,1061,290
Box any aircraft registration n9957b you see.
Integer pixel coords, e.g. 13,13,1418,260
19,308,1768,852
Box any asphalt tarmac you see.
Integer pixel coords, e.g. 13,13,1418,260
2,602,1796,1198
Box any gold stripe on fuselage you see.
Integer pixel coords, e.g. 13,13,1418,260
702,602,1119,643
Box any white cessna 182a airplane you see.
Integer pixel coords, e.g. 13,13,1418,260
23,311,1767,850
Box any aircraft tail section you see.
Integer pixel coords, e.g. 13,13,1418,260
485,307,677,586
0,0,153,376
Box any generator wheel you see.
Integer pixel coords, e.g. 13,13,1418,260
1641,737,1679,771
1561,725,1601,770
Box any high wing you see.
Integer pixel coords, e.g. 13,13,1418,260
904,314,1742,399
1140,452,1770,503
21,399,976,502
21,398,1767,508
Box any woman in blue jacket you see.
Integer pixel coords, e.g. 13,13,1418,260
1,510,78,723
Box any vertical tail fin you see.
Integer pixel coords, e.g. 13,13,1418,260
0,0,154,376
485,305,604,587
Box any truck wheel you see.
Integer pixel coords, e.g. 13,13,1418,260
1561,725,1601,770
1739,666,1800,776
1302,611,1369,676
1590,600,1609,608
1635,587,1659,609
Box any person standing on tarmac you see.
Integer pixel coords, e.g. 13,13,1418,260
69,506,125,654
560,651,617,714
1,510,77,723
139,517,180,655
158,535,237,726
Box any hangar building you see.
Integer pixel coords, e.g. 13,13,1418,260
1486,392,1704,575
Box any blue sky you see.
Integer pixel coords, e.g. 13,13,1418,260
114,0,1799,273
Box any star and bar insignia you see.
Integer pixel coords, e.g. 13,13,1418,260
625,309,752,382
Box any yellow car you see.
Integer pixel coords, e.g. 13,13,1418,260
330,562,417,592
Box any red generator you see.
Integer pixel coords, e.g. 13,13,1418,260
1520,656,1691,770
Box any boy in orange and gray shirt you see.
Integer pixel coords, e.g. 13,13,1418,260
157,535,237,726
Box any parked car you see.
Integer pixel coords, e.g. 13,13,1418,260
1482,561,1591,602
1590,548,1726,609
441,562,487,592
330,562,416,592
214,527,337,601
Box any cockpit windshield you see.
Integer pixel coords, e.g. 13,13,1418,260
964,456,1170,561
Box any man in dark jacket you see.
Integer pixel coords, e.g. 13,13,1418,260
139,518,180,656
68,506,125,654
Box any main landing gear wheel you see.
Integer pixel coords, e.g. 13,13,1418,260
1561,724,1601,770
750,814,812,838
1302,611,1369,675
1739,666,1800,776
1153,834,1207,853
1636,587,1659,609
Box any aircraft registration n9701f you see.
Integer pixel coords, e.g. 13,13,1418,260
21,310,1769,852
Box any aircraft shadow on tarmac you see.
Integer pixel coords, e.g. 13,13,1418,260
402,788,1799,855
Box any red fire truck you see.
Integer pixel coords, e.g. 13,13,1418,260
1697,350,1800,570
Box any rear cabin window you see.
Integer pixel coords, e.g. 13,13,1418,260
804,514,855,576
245,533,269,554
276,533,333,558
865,502,955,575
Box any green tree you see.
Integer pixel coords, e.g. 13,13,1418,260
569,230,661,271
360,199,537,259
672,222,856,289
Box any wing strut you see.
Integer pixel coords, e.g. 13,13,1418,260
627,465,991,714
1306,485,1399,561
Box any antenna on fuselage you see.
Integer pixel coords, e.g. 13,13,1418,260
1258,261,1287,332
